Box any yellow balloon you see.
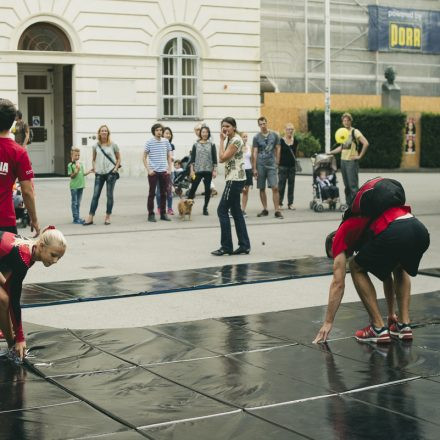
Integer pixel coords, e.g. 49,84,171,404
335,127,350,144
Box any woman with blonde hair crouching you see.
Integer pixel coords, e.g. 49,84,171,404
0,227,66,361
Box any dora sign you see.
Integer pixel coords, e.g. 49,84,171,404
389,23,421,50
368,6,440,54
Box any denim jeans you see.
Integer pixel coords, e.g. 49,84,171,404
148,172,169,215
278,166,296,206
341,159,359,205
89,173,117,215
217,180,250,252
70,188,84,221
187,171,212,208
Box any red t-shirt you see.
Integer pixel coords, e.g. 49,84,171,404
0,137,34,226
332,217,370,258
332,206,412,258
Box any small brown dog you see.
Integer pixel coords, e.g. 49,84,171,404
178,198,195,220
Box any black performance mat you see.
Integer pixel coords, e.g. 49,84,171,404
1,291,440,439
21,256,335,307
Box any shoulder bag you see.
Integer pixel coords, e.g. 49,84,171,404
98,144,121,179
284,138,302,173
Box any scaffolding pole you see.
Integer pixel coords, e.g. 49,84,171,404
324,0,331,153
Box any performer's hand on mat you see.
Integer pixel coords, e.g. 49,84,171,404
313,322,333,344
30,219,40,237
14,341,27,361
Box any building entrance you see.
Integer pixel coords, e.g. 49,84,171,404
18,64,72,175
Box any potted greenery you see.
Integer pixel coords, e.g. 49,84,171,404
295,132,321,174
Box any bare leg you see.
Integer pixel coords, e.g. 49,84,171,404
242,186,249,211
349,259,385,328
272,187,280,211
0,288,14,347
393,266,411,324
383,275,397,321
259,189,267,210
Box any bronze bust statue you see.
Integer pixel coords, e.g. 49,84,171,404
383,66,400,91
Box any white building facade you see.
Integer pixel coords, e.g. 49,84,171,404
0,0,261,175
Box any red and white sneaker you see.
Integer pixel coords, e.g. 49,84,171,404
355,325,391,344
389,322,413,340
387,314,399,328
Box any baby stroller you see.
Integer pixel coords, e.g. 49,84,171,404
309,154,348,213
173,155,192,198
13,183,30,228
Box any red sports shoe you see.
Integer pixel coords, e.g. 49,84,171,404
355,324,390,344
389,322,413,340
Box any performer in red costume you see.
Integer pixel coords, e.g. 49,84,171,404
0,227,66,360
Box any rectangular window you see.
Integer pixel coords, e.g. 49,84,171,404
24,75,48,90
27,97,45,126
161,37,198,119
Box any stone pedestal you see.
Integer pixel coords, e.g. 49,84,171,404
381,86,401,110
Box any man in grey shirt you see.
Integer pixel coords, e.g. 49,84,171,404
252,116,283,219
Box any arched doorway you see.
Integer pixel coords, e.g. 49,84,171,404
18,22,73,175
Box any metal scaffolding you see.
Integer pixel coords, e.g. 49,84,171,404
261,0,440,96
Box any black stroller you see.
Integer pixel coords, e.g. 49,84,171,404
309,154,347,213
173,155,192,198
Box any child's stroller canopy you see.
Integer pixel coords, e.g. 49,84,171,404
312,154,337,172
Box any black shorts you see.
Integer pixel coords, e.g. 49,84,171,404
245,169,253,187
0,225,18,234
355,217,430,281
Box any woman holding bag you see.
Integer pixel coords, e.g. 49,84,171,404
84,125,121,225
278,122,298,210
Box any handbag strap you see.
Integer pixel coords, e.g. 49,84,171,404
283,137,297,161
98,144,117,167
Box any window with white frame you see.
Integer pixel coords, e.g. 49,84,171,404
161,36,198,118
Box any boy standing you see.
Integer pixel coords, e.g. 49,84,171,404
143,123,172,222
68,147,93,224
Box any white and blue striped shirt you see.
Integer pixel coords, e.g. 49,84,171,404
144,137,171,172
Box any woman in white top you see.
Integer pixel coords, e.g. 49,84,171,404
211,117,250,256
241,132,253,217
84,125,121,225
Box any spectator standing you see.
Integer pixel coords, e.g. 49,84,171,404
68,147,93,224
143,123,172,222
84,125,121,226
278,122,298,210
187,125,217,215
156,126,175,215
252,116,283,219
241,132,253,217
330,113,368,206
12,111,30,148
0,99,39,235
212,117,250,256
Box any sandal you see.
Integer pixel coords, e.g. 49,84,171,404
83,221,94,226
104,220,111,225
